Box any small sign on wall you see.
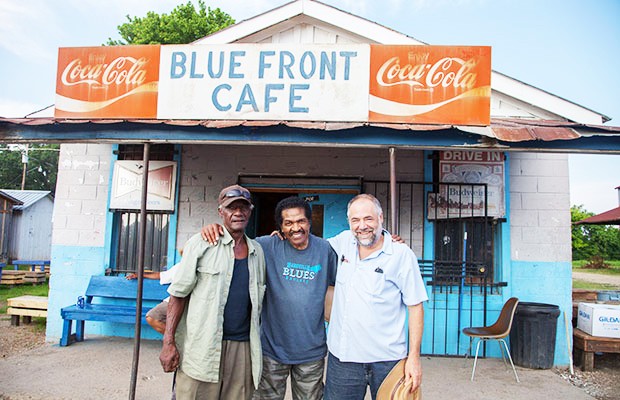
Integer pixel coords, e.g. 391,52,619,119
110,160,177,211
427,150,505,219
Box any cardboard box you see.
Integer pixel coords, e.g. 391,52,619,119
577,302,620,338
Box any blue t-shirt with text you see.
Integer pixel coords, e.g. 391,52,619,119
256,234,337,364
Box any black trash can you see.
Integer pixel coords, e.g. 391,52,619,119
509,302,561,369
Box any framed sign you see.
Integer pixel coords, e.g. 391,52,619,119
428,151,505,219
110,160,177,211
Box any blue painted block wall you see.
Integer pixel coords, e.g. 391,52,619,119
510,260,572,366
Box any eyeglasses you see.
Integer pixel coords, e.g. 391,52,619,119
225,203,254,212
223,188,251,200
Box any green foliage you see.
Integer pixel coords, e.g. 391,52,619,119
571,205,620,260
0,144,59,193
106,1,235,45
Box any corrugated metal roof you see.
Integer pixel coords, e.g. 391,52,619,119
575,206,620,225
1,117,619,145
0,191,23,205
1,190,52,210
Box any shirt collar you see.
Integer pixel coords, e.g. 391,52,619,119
380,229,394,255
221,228,256,255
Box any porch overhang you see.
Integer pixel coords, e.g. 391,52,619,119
1,117,619,153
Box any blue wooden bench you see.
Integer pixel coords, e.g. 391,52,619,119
60,275,169,346
12,260,50,272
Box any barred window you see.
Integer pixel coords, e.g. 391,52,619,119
111,144,174,274
433,217,496,285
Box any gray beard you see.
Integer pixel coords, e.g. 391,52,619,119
357,233,378,247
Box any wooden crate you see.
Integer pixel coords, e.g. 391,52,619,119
1,270,25,285
24,271,47,284
7,295,48,326
23,277,47,284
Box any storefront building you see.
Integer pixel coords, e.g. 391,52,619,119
2,0,620,365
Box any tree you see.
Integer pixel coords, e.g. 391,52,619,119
106,1,235,45
0,144,59,193
571,205,620,260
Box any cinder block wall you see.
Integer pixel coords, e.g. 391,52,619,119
47,143,113,340
510,152,571,262
508,152,573,365
175,144,425,253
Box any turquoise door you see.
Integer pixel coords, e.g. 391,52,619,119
298,193,355,239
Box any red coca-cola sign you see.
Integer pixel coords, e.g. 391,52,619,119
55,45,160,118
369,45,491,125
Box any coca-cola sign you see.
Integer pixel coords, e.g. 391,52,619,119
55,46,160,118
60,56,149,87
369,45,491,125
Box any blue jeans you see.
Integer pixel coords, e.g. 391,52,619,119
324,352,399,400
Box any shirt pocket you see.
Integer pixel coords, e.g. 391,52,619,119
194,264,221,301
355,269,386,297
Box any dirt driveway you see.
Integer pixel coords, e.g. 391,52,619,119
1,304,619,400
0,315,606,400
573,271,620,288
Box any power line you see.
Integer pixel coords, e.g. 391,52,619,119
24,104,54,118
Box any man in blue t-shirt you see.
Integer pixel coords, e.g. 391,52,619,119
202,196,337,400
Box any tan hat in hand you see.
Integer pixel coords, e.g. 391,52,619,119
377,359,421,400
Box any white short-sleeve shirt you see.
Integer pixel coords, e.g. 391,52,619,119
327,230,428,362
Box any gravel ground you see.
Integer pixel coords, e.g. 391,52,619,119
1,313,619,399
554,353,620,400
0,316,46,359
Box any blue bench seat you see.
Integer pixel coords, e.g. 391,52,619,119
60,275,169,346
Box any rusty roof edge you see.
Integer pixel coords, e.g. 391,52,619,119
454,125,496,138
2,117,620,140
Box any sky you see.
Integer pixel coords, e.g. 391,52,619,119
0,0,618,213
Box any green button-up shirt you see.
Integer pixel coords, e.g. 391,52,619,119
168,230,266,387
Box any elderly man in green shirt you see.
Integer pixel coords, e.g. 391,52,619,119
160,185,266,400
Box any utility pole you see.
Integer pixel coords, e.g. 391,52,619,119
20,144,29,190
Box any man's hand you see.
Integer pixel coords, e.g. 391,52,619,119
201,223,224,244
125,273,137,280
160,295,185,373
404,354,422,392
160,342,180,373
391,234,405,244
270,230,284,240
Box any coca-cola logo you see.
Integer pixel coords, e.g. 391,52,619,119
376,56,478,90
61,56,149,87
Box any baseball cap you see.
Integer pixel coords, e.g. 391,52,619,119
218,185,253,208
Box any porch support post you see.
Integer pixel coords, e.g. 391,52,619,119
389,147,398,234
129,142,150,400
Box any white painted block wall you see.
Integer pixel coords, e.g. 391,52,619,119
508,152,571,262
52,143,112,248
